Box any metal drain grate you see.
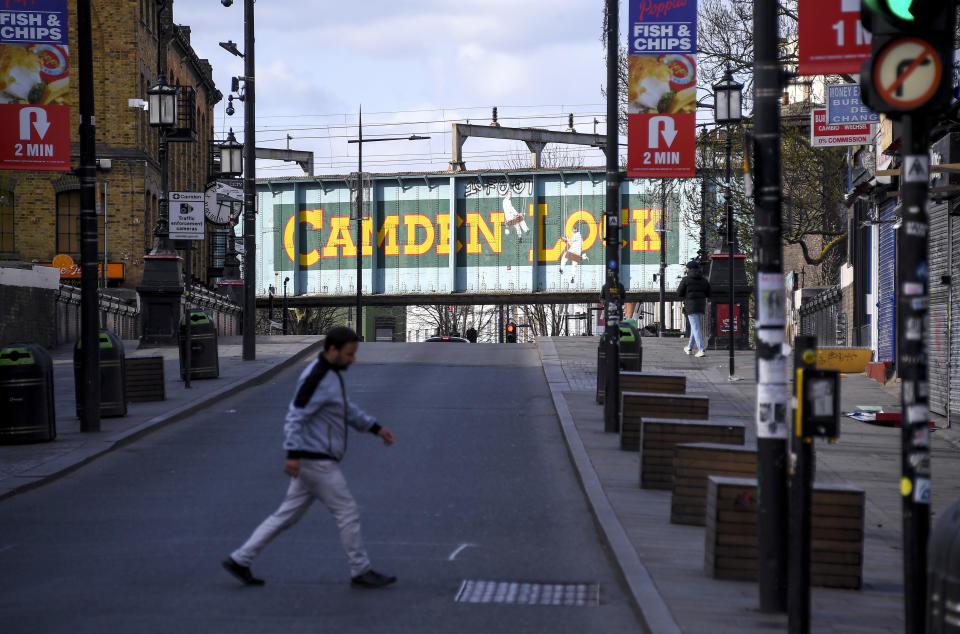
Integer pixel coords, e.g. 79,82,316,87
455,580,600,607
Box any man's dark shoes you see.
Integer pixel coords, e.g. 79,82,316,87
351,569,397,589
222,557,265,586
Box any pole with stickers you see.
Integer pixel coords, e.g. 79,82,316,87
859,1,956,630
602,0,622,434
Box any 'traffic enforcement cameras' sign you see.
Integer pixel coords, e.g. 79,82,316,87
169,192,205,240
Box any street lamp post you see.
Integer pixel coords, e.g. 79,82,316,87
242,0,256,360
138,0,182,349
713,69,743,382
221,0,256,360
347,110,429,340
77,0,100,431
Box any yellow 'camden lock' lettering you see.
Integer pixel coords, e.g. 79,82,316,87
280,204,664,266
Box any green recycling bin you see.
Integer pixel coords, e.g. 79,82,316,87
74,329,127,418
179,310,219,380
619,320,642,372
0,343,56,444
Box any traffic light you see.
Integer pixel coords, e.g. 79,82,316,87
505,321,517,343
863,0,943,24
860,0,956,116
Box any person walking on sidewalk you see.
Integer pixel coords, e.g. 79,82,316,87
677,260,711,357
222,326,397,589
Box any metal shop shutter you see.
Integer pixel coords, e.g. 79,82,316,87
877,202,898,363
928,200,950,415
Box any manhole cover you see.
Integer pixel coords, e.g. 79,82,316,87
455,580,600,607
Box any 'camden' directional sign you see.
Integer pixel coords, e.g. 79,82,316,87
826,84,880,124
169,192,205,240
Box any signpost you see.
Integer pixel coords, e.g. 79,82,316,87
628,113,697,178
870,38,944,110
626,0,698,179
797,0,872,76
169,191,204,388
0,0,71,171
826,84,880,125
169,192,205,240
809,109,874,148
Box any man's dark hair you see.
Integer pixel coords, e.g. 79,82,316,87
324,326,360,351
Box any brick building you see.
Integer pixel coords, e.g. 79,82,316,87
0,0,223,289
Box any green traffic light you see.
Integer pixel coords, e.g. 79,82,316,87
887,0,916,20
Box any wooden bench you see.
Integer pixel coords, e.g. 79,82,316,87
599,371,685,405
620,391,710,452
124,356,165,402
639,419,744,489
671,443,757,525
620,372,686,395
705,476,865,589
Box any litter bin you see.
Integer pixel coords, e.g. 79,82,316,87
619,320,642,371
0,343,56,444
74,329,127,418
927,495,960,629
179,310,219,380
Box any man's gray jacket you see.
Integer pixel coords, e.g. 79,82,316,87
283,356,380,461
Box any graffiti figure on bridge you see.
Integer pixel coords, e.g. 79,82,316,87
558,225,588,283
501,191,529,242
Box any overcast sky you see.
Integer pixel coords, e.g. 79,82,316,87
173,1,624,178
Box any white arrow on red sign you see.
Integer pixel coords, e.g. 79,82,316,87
19,108,51,141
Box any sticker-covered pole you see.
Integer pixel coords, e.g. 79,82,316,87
602,0,621,433
898,113,930,633
753,0,788,612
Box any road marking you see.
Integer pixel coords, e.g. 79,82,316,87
448,543,475,561
455,580,600,606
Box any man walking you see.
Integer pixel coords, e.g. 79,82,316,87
222,327,397,589
677,260,711,357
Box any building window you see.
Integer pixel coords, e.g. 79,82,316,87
0,189,13,254
56,190,81,254
56,190,105,255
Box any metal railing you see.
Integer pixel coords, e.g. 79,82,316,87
56,286,140,345
797,285,844,347
56,284,242,345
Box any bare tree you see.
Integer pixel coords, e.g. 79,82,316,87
523,304,570,337
502,145,587,171
289,307,341,336
408,304,500,341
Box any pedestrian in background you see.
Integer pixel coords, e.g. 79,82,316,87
222,326,397,589
677,260,711,358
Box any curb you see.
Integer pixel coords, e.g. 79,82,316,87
536,338,681,634
0,339,324,501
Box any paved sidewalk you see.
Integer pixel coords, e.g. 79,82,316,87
0,335,323,499
539,336,960,633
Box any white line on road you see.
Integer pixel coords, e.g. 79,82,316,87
448,542,475,561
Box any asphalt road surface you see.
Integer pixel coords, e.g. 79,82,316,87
0,343,642,633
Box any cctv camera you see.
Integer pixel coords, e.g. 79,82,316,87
225,95,235,116
221,0,233,6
